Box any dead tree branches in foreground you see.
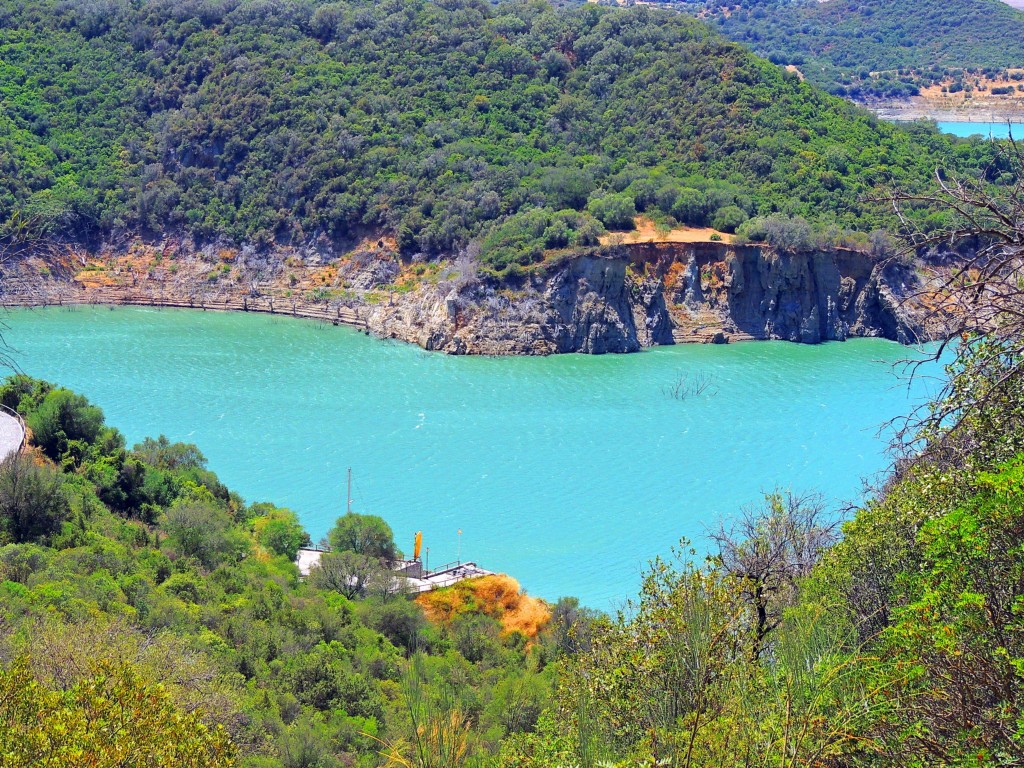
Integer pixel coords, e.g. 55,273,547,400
889,138,1024,468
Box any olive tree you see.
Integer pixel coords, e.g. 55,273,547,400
327,511,398,561
0,453,69,545
308,550,388,600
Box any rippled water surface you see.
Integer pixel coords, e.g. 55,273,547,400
937,121,1024,139
4,306,940,607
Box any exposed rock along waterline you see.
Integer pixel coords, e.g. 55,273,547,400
0,238,939,355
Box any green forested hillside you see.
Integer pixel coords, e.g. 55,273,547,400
654,0,1024,98
0,0,1000,269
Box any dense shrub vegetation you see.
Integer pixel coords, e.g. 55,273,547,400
654,0,1024,99
5,2,1024,765
498,145,1024,767
0,374,563,767
0,0,1004,273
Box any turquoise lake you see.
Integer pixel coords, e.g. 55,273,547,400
937,121,1023,139
2,306,941,608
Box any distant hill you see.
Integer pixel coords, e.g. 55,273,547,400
0,0,1001,270
649,0,1024,99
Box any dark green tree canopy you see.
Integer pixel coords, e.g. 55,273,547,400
0,0,1001,264
660,0,1024,98
327,511,399,561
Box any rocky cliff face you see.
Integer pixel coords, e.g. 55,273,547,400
366,254,673,355
627,241,929,345
0,236,937,355
367,242,934,353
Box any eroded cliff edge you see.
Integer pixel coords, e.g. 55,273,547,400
0,237,940,354
365,241,938,352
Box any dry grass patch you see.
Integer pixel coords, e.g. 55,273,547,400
600,216,734,246
416,574,551,640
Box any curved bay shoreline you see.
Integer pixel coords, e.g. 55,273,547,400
0,236,947,355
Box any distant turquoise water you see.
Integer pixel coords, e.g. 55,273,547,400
937,121,1024,139
3,306,941,608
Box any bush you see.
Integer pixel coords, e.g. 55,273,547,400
586,193,637,230
0,454,69,545
160,502,247,569
710,205,749,233
26,389,105,463
737,214,813,251
359,597,427,653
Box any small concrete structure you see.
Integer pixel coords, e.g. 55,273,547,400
405,562,494,593
0,406,25,462
295,547,493,593
296,547,326,578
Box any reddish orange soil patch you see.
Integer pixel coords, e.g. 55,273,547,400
600,216,734,246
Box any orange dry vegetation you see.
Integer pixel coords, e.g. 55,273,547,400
310,264,339,286
663,260,687,290
416,574,551,640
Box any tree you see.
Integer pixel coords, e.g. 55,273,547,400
161,501,247,569
26,388,105,462
710,489,838,657
251,504,309,561
0,453,69,544
710,204,748,233
545,597,600,657
308,550,386,600
586,193,636,230
327,512,398,561
671,187,708,226
890,139,1024,469
0,374,50,413
133,435,207,471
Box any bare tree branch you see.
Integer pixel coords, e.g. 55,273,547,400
882,137,1024,471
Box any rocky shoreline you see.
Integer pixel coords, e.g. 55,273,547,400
0,236,945,355
866,97,1024,125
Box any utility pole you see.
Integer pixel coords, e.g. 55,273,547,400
457,529,462,564
346,468,352,514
